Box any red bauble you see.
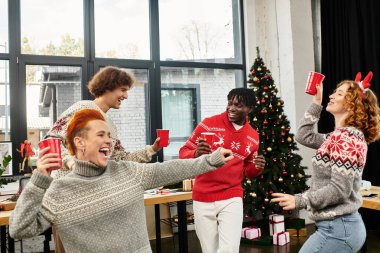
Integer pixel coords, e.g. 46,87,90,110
261,99,266,103
263,120,268,125
261,109,267,114
263,86,268,90
281,132,285,136
262,132,266,136
282,170,287,175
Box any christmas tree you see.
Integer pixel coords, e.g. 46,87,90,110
243,47,309,218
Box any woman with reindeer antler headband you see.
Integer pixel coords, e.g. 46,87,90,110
272,72,380,253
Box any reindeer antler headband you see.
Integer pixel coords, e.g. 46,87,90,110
355,71,373,95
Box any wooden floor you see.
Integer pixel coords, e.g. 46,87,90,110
12,224,380,252
149,225,380,253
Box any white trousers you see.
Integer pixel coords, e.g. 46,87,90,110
193,197,243,253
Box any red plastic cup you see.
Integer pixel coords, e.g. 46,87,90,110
38,138,62,170
156,129,169,147
306,71,325,95
200,132,216,147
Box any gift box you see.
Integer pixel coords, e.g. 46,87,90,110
253,235,273,246
286,228,307,237
269,214,285,235
273,231,290,246
285,217,305,230
241,226,261,240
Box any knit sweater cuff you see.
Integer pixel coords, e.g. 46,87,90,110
295,193,307,210
308,103,323,117
31,171,53,189
146,145,156,156
208,148,225,168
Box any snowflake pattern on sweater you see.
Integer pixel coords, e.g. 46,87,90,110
294,103,367,221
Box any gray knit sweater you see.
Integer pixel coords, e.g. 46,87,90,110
10,150,225,253
294,103,367,221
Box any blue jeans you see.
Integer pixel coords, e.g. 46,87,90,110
299,212,366,253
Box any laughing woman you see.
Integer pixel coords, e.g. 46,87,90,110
10,109,234,253
272,74,380,253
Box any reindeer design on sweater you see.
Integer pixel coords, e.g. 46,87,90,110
213,133,225,147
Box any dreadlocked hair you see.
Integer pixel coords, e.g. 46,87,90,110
227,88,255,107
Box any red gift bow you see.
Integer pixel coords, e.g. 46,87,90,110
275,231,289,245
242,226,261,239
269,215,284,233
20,142,34,158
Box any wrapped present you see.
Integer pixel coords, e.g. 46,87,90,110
273,231,290,246
286,228,307,237
182,178,195,191
285,217,305,229
269,214,285,235
253,235,273,246
241,226,261,240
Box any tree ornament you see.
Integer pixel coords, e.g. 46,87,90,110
282,170,287,175
251,70,255,74
265,94,269,98
298,173,304,178
253,117,257,122
269,104,272,108
258,67,262,71
261,99,266,103
281,126,285,129
278,177,283,182
264,198,269,202
250,192,257,197
262,132,266,136
287,137,292,142
267,147,272,152
277,101,281,106
291,174,294,178
264,86,268,90
261,109,267,114
263,120,268,125
281,132,285,136
247,179,251,184
273,92,277,96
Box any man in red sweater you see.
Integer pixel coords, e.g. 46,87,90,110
179,88,265,253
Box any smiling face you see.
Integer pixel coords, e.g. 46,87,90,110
226,97,253,125
75,120,112,168
102,85,129,110
326,82,350,117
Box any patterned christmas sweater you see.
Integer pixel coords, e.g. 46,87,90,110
179,111,261,202
294,103,367,221
10,150,226,253
46,100,155,179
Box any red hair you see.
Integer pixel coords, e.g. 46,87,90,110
66,109,105,155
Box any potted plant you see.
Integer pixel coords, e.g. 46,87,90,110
0,155,16,189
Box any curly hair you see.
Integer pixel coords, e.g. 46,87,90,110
338,80,380,143
88,66,135,97
66,109,105,155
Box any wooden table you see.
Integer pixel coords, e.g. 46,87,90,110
144,191,192,253
360,186,380,253
0,210,14,253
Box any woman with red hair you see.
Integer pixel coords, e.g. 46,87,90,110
10,109,234,252
272,74,380,253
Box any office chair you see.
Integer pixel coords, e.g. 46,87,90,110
19,176,52,253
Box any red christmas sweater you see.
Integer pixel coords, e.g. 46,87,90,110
179,112,261,202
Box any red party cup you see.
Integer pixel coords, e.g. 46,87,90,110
156,129,169,147
200,132,216,147
306,71,325,95
38,138,62,170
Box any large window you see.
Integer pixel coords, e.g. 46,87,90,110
25,65,82,148
94,0,150,59
20,0,84,56
0,0,8,53
0,60,10,141
3,0,245,174
159,0,242,63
